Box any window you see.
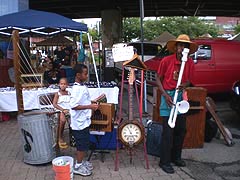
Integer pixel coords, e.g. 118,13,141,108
128,42,162,56
191,45,212,60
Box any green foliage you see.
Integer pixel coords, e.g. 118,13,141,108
83,16,219,45
234,24,240,34
122,16,219,41
122,18,141,42
81,28,98,44
75,23,99,45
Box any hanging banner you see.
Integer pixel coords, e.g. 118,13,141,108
112,43,134,62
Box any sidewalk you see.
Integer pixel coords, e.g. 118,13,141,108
0,117,195,180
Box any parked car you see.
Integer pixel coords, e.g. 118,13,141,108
230,80,240,114
144,38,240,94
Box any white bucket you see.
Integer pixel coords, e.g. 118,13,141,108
52,156,74,180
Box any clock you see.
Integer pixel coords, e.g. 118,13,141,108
118,120,145,147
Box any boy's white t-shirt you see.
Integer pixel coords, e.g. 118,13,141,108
69,82,92,130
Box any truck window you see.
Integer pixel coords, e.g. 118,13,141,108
192,45,212,60
128,42,161,56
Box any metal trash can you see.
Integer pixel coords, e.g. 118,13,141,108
18,110,56,164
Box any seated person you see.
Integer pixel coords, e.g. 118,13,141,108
43,62,61,85
61,55,71,68
53,78,71,149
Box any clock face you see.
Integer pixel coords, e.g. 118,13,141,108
120,123,142,145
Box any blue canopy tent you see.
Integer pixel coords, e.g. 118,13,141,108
0,9,100,87
0,9,88,36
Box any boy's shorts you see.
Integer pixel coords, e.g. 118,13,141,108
72,127,90,151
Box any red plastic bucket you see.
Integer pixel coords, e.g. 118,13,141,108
52,156,74,180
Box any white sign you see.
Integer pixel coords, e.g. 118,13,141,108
112,44,134,62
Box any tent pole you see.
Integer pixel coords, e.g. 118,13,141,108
87,33,100,88
139,0,147,112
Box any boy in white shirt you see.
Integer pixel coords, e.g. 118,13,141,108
69,64,98,176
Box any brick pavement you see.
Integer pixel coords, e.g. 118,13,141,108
0,86,197,180
0,116,195,180
1,86,239,180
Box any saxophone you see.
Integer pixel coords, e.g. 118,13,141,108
168,48,190,128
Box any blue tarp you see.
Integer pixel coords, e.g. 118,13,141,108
0,9,88,34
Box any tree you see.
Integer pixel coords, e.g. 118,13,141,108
80,26,98,44
122,17,141,42
234,24,240,34
74,20,99,45
122,16,219,42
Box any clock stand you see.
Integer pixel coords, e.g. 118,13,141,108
114,54,149,171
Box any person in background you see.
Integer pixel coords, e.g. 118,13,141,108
156,34,198,174
69,64,99,176
60,46,72,67
36,50,42,66
71,49,78,68
53,78,71,149
55,46,66,62
43,62,61,85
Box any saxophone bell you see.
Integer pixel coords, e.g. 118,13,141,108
168,100,190,128
176,100,190,114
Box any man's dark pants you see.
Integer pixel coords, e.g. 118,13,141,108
160,115,186,165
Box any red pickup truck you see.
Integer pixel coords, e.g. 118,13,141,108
144,38,240,94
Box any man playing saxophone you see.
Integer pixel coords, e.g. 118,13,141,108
156,34,198,174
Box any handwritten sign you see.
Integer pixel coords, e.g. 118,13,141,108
112,44,134,62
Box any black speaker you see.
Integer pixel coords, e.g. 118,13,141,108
146,121,162,157
205,118,218,142
103,67,115,81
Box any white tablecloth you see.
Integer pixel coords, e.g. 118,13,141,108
0,87,119,112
